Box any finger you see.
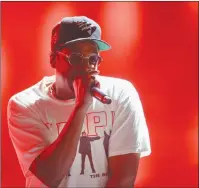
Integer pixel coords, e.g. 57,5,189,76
89,76,100,89
73,77,84,95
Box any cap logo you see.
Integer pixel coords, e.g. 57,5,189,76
77,21,96,36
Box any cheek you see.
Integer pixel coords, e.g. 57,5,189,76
56,58,71,74
57,63,69,73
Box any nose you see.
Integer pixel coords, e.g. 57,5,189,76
82,58,96,71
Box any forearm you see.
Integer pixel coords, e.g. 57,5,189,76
30,105,88,187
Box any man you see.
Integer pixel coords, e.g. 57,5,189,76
7,16,151,188
79,131,100,175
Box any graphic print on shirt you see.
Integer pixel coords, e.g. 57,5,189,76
44,110,114,178
103,130,111,159
75,111,112,177
79,131,100,175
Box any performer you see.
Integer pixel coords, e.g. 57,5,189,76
7,16,151,188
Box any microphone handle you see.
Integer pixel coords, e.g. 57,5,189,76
91,87,112,104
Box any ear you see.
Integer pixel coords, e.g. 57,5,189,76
50,60,56,68
50,51,56,68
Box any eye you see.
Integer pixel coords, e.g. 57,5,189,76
89,55,102,66
69,54,83,66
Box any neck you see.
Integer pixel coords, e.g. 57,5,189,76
54,73,75,100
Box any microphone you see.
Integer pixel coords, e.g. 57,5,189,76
90,87,112,104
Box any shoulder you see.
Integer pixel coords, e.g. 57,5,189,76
97,75,131,85
8,76,54,112
97,75,139,100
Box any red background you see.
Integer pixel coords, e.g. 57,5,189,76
1,2,198,187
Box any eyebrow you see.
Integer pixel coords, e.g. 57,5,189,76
72,48,98,54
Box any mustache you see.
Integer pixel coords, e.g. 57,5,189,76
87,70,100,76
71,70,100,80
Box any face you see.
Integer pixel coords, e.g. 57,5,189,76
54,41,101,90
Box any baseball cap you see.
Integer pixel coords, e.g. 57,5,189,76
51,16,111,52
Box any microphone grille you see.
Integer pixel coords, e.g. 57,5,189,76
103,96,112,104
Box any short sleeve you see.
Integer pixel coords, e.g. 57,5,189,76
7,97,51,177
109,81,151,158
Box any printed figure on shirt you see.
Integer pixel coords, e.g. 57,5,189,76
103,130,111,159
79,131,100,175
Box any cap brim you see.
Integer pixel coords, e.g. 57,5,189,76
61,38,111,51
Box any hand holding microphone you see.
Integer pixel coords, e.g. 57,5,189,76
73,76,94,109
73,75,112,109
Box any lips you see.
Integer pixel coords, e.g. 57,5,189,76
87,70,100,76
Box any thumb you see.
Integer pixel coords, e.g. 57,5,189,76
89,76,100,89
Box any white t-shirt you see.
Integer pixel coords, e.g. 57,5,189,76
7,75,151,188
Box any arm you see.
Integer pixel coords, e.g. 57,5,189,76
29,105,89,187
106,153,140,188
105,80,151,188
89,136,101,141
